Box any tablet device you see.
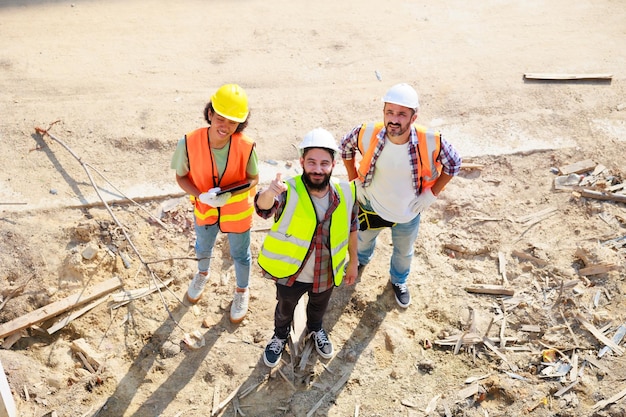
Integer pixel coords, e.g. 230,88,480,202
216,181,251,195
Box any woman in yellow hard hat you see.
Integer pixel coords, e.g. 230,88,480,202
170,83,259,324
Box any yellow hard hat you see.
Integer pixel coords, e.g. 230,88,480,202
211,84,249,123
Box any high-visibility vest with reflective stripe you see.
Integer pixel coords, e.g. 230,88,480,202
258,176,355,286
357,122,442,193
186,127,256,232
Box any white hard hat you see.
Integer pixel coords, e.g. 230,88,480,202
299,128,339,157
382,83,420,111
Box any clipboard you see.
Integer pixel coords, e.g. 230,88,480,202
215,181,251,195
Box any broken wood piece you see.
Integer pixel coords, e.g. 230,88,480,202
71,338,105,371
524,73,612,81
520,325,541,333
581,189,626,203
290,298,307,357
598,324,626,358
558,159,596,175
306,371,350,417
211,382,243,417
516,206,558,226
457,383,480,400
465,284,514,296
0,276,123,339
579,263,620,276
575,313,624,355
482,337,518,371
47,297,108,334
110,278,174,309
511,250,548,267
76,351,96,374
498,251,508,285
1,331,23,350
592,384,626,411
554,380,579,398
277,368,296,391
211,384,220,417
424,394,441,414
0,359,17,417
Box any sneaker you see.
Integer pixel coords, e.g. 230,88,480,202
263,335,287,368
392,282,411,308
230,287,249,324
185,272,209,304
309,328,334,359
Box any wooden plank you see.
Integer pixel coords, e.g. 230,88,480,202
580,189,626,203
524,73,612,81
579,263,620,276
0,277,123,339
558,159,596,175
0,359,17,417
520,325,541,333
71,338,105,371
290,297,307,357
465,285,514,296
511,250,548,267
47,297,108,334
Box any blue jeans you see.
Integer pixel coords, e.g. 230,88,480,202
194,221,251,289
357,212,421,285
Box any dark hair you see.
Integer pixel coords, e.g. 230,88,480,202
302,147,336,160
204,102,249,133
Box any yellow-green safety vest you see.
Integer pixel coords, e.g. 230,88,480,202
258,176,355,286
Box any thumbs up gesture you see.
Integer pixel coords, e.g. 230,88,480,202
269,173,288,196
256,172,288,210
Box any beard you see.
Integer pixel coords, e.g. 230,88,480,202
385,121,410,137
302,170,332,191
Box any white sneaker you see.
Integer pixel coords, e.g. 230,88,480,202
185,272,208,304
230,287,249,323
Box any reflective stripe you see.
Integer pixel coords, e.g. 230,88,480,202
258,176,355,284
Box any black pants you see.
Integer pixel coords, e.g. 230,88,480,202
273,281,334,339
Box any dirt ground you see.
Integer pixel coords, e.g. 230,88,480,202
1,0,626,416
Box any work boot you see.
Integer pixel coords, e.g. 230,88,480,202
185,271,208,304
230,287,249,324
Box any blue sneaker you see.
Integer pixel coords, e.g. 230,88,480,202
263,335,287,368
392,282,411,308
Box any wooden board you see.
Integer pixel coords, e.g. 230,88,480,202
0,276,122,339
558,159,596,175
0,359,17,417
465,284,514,296
524,73,612,80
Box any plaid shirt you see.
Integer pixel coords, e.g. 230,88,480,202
255,180,358,293
339,124,462,194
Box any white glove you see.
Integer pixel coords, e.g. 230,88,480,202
409,188,437,214
199,188,232,207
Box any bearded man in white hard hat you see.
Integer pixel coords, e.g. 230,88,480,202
339,83,462,308
255,128,359,368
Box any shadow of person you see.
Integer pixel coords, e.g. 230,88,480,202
92,302,231,416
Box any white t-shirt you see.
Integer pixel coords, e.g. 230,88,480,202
367,141,417,223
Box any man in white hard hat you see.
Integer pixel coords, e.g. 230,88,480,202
255,128,359,367
339,83,462,308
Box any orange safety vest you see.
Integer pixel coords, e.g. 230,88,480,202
185,127,256,232
356,122,442,194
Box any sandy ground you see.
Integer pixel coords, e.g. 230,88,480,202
1,0,626,416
